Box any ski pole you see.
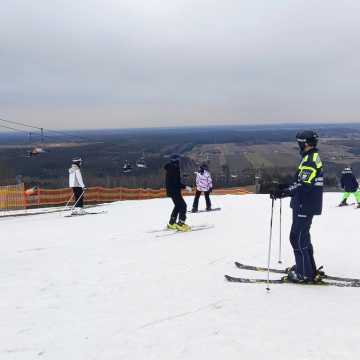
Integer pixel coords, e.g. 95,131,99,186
68,189,85,213
63,192,74,212
278,198,282,264
266,198,275,291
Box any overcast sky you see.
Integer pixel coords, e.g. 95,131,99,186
1,0,360,130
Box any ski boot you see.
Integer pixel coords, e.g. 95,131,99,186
176,222,191,232
191,208,198,213
285,270,304,283
206,207,212,211
72,208,85,215
338,199,348,207
167,223,178,230
284,270,314,284
315,266,326,281
77,208,87,215
313,273,324,283
285,265,296,273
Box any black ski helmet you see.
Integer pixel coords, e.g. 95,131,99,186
296,130,319,154
200,163,208,171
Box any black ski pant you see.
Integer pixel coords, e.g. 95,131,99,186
72,187,84,208
192,190,211,211
289,212,317,280
169,192,187,224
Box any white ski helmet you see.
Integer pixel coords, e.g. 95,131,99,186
72,157,83,166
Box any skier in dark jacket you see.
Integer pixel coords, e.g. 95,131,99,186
270,130,323,283
339,167,360,207
164,154,192,231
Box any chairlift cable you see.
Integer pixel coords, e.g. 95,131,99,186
0,117,96,142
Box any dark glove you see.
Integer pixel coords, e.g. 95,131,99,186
278,183,290,190
269,189,284,200
209,187,213,193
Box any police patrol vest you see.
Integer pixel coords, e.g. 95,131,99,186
297,152,323,188
290,149,323,215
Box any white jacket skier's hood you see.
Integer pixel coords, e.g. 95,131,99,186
69,164,79,174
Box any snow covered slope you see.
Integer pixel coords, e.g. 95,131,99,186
2,193,360,360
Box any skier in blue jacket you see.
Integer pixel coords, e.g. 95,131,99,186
270,130,323,283
339,167,360,208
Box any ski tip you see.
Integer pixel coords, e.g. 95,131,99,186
224,274,240,283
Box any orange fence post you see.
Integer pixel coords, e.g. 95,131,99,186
37,188,41,207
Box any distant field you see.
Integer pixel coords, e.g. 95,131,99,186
1,125,360,188
188,143,293,170
186,138,360,185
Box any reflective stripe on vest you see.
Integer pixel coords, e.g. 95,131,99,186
298,152,322,184
313,152,323,169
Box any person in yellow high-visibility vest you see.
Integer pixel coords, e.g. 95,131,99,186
270,130,323,283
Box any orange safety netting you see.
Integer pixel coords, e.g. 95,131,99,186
13,186,251,209
0,183,26,210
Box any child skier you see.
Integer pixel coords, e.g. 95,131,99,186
192,164,213,212
339,167,360,207
68,157,86,215
164,154,192,231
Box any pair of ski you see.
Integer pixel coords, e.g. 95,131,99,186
188,207,221,214
64,210,107,217
149,224,214,237
337,203,357,208
225,262,360,288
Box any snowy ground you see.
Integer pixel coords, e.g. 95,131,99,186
2,193,360,360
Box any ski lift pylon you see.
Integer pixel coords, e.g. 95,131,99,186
26,130,47,157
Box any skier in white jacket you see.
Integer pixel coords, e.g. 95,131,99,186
69,158,86,214
191,164,213,212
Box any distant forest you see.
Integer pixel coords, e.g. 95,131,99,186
1,123,360,191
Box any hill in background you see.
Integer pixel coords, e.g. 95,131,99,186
1,123,360,190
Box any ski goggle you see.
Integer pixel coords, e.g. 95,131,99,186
297,138,306,152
